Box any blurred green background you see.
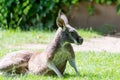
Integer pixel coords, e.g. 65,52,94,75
0,0,120,31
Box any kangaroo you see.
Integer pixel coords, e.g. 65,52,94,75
0,50,36,74
0,11,83,77
28,11,83,77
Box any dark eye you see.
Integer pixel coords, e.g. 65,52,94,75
65,33,69,36
70,31,74,34
70,31,78,37
70,32,75,35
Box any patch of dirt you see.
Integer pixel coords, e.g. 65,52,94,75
7,36,120,53
73,36,120,53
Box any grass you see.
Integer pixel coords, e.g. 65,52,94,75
0,29,99,47
0,30,55,45
0,29,119,80
0,29,99,56
0,51,120,80
78,29,100,39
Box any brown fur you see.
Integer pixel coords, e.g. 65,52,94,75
0,50,36,73
0,11,83,77
28,11,83,77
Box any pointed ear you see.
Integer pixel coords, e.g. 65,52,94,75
60,12,68,24
56,17,65,28
56,10,68,29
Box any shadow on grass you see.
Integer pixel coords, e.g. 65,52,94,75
80,73,101,78
64,73,76,78
0,72,104,80
63,72,102,79
80,24,120,39
91,25,119,37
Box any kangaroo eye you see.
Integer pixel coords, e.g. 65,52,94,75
70,31,74,34
71,31,78,37
65,33,69,36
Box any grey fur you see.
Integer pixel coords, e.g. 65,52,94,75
0,11,83,77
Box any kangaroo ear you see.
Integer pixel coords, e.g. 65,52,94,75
56,17,65,28
60,12,68,24
56,10,68,29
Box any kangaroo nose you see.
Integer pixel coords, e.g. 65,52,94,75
79,38,83,44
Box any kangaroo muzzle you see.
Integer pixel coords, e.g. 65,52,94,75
76,37,83,45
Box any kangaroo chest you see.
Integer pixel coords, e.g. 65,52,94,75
52,48,71,65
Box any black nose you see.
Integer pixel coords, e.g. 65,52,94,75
80,38,83,44
79,38,83,44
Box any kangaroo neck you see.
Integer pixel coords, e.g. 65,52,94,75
45,28,65,54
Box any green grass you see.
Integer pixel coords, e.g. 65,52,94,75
78,29,100,39
0,29,119,80
0,51,120,80
0,29,100,47
0,30,55,45
0,29,100,56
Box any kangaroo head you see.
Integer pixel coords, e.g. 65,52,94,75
56,11,83,45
